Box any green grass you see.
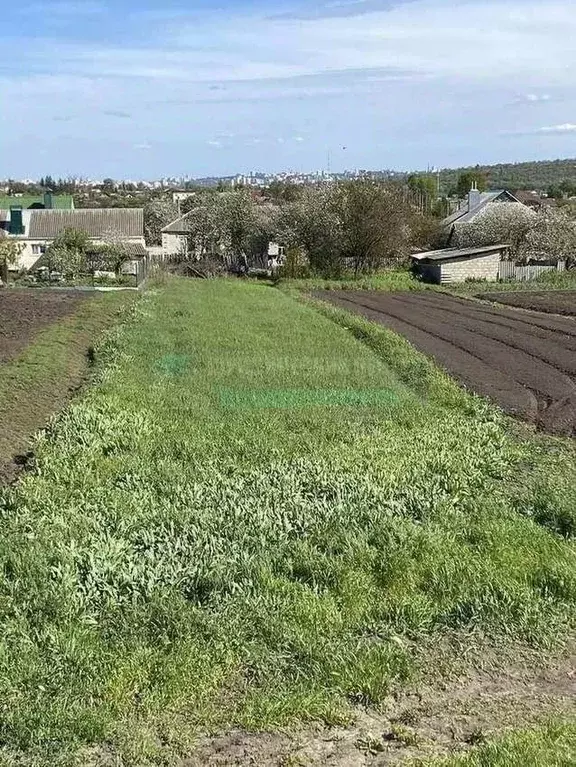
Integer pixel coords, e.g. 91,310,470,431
423,722,576,766
277,268,427,292
279,266,576,295
0,277,575,764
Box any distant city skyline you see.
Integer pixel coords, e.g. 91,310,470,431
2,0,576,178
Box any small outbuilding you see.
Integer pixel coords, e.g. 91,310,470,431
412,244,510,284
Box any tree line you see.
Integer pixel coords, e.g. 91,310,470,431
146,181,443,277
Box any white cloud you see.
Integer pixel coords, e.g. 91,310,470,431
134,142,152,150
537,123,576,134
524,93,552,102
14,1,576,88
3,0,576,176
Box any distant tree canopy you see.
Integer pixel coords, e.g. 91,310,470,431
455,171,488,198
407,174,437,198
547,180,576,200
438,158,576,197
277,181,440,276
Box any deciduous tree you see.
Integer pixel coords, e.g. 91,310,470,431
0,237,24,284
144,199,179,245
455,203,536,258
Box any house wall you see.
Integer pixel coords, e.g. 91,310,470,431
162,232,188,255
439,251,501,283
11,236,146,272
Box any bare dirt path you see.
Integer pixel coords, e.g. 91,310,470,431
317,291,576,437
0,289,89,363
183,651,576,766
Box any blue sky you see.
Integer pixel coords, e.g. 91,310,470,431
1,0,575,179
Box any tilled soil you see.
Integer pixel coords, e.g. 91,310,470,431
479,289,576,317
318,290,576,437
0,289,89,363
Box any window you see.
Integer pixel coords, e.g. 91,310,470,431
32,245,42,255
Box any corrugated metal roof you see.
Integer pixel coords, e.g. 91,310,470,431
87,242,148,257
412,244,509,263
28,209,144,239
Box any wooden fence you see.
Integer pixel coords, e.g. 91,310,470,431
498,260,566,281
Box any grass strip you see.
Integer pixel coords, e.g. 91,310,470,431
0,277,574,765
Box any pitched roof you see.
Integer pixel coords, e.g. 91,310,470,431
0,195,74,210
28,209,144,239
442,190,522,227
86,241,148,257
412,244,509,263
162,211,195,234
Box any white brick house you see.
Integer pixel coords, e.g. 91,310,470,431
0,208,146,271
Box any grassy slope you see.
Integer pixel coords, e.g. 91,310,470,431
0,278,575,764
0,291,132,481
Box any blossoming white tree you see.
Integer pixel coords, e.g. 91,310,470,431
454,203,536,258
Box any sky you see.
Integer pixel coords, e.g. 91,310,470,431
1,0,576,179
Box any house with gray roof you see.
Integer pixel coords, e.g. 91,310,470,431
442,187,527,245
0,208,145,271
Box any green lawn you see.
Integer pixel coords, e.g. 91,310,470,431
0,277,575,764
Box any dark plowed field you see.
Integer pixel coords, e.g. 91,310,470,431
0,290,89,363
479,290,576,317
319,290,576,437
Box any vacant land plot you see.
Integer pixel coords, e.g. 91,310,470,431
1,278,575,765
0,289,132,482
480,289,576,317
319,290,576,437
0,289,89,363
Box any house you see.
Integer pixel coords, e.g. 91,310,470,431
442,186,527,244
161,208,283,265
412,244,510,284
0,208,145,271
161,211,195,255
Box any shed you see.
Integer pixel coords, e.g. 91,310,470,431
412,244,509,284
